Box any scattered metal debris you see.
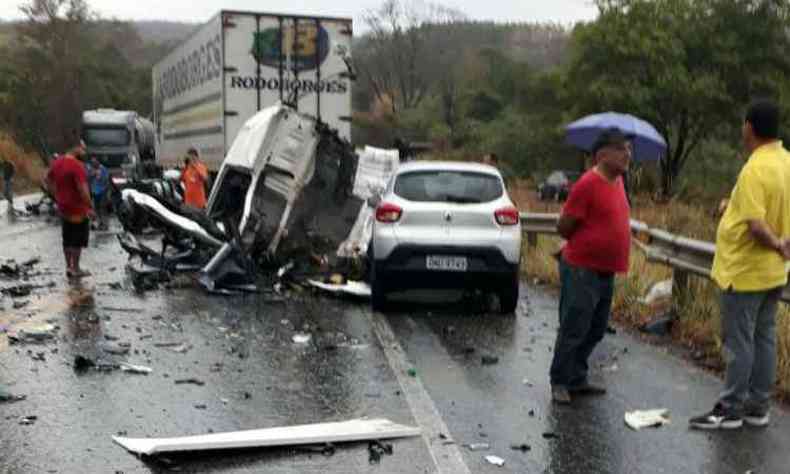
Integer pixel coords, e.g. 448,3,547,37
510,444,531,452
19,415,37,425
368,440,394,465
174,378,205,386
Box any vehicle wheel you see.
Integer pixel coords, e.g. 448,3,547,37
499,272,519,314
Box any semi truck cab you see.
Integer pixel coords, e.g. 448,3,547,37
81,109,156,179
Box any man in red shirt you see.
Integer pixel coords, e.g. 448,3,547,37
550,128,632,404
46,141,94,279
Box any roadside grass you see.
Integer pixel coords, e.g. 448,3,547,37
0,131,46,194
515,182,790,401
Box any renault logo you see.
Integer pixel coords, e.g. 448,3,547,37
444,211,452,222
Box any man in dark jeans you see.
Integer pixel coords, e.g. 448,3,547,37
690,100,790,429
2,159,15,214
550,128,632,404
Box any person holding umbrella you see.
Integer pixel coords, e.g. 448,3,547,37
550,128,633,404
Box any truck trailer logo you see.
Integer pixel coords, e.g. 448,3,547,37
251,24,330,72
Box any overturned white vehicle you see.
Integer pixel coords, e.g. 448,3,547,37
117,103,396,293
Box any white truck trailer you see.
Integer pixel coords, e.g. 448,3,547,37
152,10,353,171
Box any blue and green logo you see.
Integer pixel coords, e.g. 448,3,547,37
251,24,330,72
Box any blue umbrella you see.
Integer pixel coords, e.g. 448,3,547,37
565,112,667,161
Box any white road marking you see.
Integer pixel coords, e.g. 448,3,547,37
365,309,472,474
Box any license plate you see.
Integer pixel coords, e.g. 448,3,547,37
426,255,468,272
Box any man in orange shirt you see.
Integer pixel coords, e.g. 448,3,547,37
181,147,209,209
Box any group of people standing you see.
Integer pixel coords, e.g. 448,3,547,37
45,141,209,280
552,100,789,431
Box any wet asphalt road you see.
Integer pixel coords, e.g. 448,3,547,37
1,208,789,474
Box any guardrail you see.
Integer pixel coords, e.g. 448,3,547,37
520,212,790,303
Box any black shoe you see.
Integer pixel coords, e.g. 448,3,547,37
551,386,572,405
744,405,770,427
689,404,743,430
569,382,607,396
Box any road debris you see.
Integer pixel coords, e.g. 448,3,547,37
640,312,674,336
484,455,505,467
296,443,336,457
308,280,372,299
292,333,312,344
542,432,559,439
510,443,531,452
112,418,421,456
194,404,208,410
120,362,152,374
639,279,673,305
465,443,490,451
0,384,26,403
368,440,393,464
481,355,499,365
625,409,671,431
101,341,131,355
7,323,58,344
174,378,205,386
19,415,37,425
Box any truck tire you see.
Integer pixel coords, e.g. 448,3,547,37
499,272,520,314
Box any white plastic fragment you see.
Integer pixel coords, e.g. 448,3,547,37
485,455,505,467
112,418,421,456
308,280,372,298
639,279,673,305
624,409,670,430
119,362,152,374
292,333,312,344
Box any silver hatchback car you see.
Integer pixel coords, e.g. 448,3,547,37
370,161,522,313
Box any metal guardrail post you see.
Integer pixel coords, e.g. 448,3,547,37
527,232,538,248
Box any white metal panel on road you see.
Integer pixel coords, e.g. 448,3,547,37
113,418,420,456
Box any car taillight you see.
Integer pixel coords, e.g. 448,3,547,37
495,206,520,226
376,202,403,223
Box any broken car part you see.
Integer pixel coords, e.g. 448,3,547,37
113,418,420,456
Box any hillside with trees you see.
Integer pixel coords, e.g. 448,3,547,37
4,0,790,201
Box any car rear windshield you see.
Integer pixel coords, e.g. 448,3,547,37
394,170,503,203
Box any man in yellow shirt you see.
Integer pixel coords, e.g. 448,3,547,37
691,100,790,430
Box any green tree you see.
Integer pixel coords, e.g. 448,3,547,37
565,0,790,196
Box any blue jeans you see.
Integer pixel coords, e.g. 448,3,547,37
3,175,12,205
719,288,780,412
550,259,615,387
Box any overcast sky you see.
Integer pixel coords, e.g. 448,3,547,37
0,0,598,29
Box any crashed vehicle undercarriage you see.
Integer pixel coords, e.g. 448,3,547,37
116,104,397,294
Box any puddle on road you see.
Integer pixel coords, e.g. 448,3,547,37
0,283,96,352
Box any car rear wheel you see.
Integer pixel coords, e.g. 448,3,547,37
498,271,520,314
